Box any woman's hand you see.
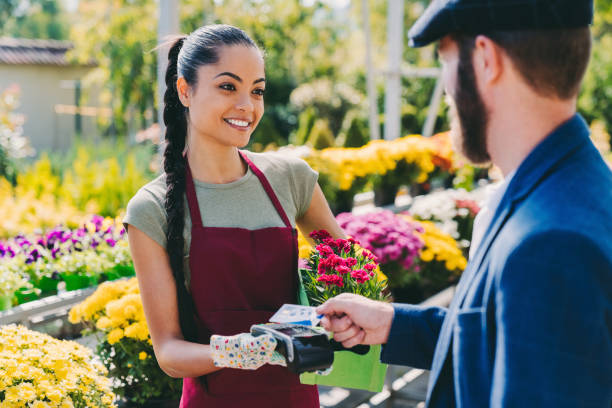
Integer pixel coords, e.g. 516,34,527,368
210,333,280,370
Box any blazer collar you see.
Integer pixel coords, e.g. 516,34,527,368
504,113,590,206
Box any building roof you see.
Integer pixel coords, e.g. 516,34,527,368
0,37,96,67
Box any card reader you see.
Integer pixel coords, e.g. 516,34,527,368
250,323,370,374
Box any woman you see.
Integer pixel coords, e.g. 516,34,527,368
124,24,345,407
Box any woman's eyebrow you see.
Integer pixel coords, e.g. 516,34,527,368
214,72,265,85
215,72,242,82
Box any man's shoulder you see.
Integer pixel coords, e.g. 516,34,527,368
492,153,612,270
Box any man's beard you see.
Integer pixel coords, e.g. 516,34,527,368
447,43,491,165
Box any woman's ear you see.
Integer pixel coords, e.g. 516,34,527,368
176,77,190,108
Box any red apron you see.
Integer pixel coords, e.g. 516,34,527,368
179,151,319,408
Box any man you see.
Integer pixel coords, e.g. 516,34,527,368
317,1,612,406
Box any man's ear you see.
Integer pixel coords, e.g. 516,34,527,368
473,35,504,88
176,77,190,108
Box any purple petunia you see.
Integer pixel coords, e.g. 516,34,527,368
336,210,424,271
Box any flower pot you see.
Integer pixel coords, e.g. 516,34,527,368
331,189,354,215
100,270,121,282
296,269,387,392
373,185,399,207
35,276,60,295
121,399,180,408
300,344,387,392
0,294,13,311
114,264,135,277
62,273,98,291
14,287,39,304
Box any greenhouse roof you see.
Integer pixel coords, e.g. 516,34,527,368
0,37,96,67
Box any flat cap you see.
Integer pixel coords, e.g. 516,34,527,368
408,0,594,47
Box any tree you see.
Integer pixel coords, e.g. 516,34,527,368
69,0,159,136
0,0,69,40
579,0,612,146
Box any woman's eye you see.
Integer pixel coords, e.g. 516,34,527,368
219,83,235,91
253,88,265,96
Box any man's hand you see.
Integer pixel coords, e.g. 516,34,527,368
316,293,395,348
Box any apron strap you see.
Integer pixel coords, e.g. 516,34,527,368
239,150,292,229
184,159,204,228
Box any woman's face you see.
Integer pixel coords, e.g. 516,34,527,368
178,44,265,148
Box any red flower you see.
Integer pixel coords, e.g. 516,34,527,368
335,265,351,274
310,230,332,241
345,257,358,267
317,262,327,275
315,244,334,257
364,263,376,271
317,274,344,287
350,269,371,284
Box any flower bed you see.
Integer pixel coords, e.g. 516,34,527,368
279,132,457,212
0,215,134,310
69,278,182,405
409,188,484,253
0,324,116,407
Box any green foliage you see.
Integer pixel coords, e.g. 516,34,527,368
0,86,33,184
0,0,21,32
0,0,69,40
308,119,336,149
338,112,370,148
293,106,317,146
579,2,612,144
69,0,159,136
16,141,155,217
96,337,182,404
290,79,365,137
248,113,284,151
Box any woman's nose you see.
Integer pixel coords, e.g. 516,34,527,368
235,93,254,112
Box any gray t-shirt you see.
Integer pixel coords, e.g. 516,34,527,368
123,150,318,287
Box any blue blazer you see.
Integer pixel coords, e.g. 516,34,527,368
381,115,612,407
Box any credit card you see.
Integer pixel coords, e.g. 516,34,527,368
269,304,323,326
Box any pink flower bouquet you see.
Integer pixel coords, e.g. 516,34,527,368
300,229,389,306
299,230,389,393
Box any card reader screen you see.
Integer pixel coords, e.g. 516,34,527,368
274,325,320,337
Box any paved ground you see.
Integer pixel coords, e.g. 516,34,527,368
318,367,429,408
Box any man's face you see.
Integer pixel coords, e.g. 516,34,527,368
438,36,491,164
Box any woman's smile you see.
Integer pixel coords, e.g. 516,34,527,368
224,117,252,131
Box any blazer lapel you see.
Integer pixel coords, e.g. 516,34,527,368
426,194,515,400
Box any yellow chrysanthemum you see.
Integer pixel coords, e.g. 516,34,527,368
0,325,115,407
138,351,148,360
107,328,124,345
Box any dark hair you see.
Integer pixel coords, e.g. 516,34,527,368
163,25,258,342
455,27,591,100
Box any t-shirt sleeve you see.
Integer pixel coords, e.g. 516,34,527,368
288,157,319,218
123,187,168,249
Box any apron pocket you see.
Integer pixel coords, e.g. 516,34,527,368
200,309,303,396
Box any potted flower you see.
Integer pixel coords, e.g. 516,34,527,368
0,254,31,310
336,210,425,290
409,188,482,254
298,229,389,392
0,324,116,407
400,217,468,302
335,210,468,303
69,278,182,406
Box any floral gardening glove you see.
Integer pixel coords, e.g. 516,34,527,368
211,333,279,370
269,351,287,367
